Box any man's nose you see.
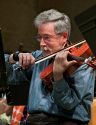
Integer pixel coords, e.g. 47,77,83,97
40,38,46,46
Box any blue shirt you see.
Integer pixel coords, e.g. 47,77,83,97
5,51,96,123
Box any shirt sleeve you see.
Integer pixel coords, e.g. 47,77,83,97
52,64,95,110
5,54,31,85
5,50,42,85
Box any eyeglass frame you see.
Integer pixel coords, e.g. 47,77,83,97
35,33,63,43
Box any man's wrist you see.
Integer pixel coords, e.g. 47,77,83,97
8,51,19,64
13,51,19,61
8,54,15,64
53,73,63,81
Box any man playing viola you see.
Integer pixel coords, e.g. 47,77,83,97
7,9,95,125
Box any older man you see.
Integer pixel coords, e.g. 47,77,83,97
7,9,95,125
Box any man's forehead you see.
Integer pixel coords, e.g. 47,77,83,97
38,23,56,34
38,22,55,28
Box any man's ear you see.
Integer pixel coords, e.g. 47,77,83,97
62,32,68,44
61,32,68,47
62,32,68,39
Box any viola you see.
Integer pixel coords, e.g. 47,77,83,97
38,40,96,90
13,40,96,90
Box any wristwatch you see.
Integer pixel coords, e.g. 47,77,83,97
13,51,19,61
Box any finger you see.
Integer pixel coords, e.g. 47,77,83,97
26,53,32,65
31,56,35,64
22,54,27,67
19,53,23,66
64,51,70,57
59,50,70,59
68,60,77,67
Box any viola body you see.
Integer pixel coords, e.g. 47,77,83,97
40,42,96,83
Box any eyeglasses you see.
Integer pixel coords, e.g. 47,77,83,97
35,34,62,43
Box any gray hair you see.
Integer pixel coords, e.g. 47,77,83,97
34,9,71,38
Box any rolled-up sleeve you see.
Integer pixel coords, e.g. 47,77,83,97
52,64,95,110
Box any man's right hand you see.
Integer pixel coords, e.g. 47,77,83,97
9,53,35,69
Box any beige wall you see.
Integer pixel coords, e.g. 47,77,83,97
0,0,38,52
0,0,96,52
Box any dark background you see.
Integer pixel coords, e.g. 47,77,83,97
0,0,96,53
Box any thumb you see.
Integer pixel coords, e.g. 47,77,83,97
68,60,77,67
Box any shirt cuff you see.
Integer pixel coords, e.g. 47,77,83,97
52,78,70,93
